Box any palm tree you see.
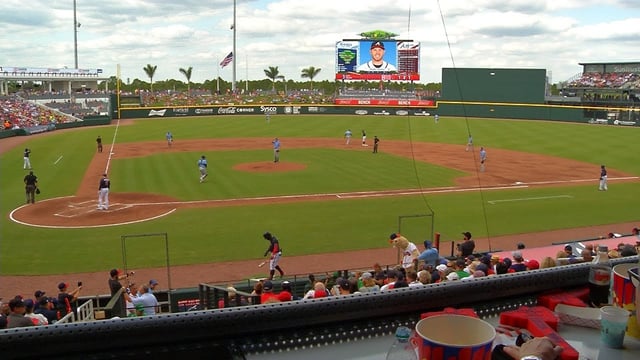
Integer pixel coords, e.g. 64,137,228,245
264,66,282,91
301,66,322,90
179,66,193,96
143,64,158,92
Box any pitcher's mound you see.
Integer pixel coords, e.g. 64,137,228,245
233,161,307,172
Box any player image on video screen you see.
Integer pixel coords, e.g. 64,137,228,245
356,41,397,72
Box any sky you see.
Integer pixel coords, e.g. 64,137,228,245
1,0,639,86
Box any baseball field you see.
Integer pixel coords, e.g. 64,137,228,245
1,114,639,288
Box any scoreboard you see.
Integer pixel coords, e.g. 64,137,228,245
335,40,420,81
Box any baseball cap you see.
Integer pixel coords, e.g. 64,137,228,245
446,272,459,281
370,41,385,50
389,233,398,240
436,264,448,272
526,259,540,270
58,282,68,290
263,280,273,291
34,290,46,298
360,272,373,280
149,279,159,286
462,232,472,239
9,298,26,310
423,240,432,248
24,299,35,309
512,251,523,260
110,269,119,277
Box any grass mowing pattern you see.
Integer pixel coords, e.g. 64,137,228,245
1,115,639,275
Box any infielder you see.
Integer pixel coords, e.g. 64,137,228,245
263,232,284,280
479,147,487,172
198,155,208,183
599,165,608,191
344,129,352,145
466,135,473,151
272,137,281,163
361,129,367,146
98,173,110,210
166,131,173,147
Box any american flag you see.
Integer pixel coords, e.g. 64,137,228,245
219,52,233,68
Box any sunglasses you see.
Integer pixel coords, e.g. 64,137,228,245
628,268,640,289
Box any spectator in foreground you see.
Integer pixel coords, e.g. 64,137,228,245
24,299,48,325
7,298,34,328
130,285,159,316
456,231,475,257
509,251,527,272
278,281,294,301
540,256,557,268
358,272,380,293
57,282,82,317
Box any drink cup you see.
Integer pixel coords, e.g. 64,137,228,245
413,314,495,360
612,264,640,339
600,305,631,348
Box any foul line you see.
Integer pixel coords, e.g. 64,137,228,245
8,175,640,229
54,155,63,165
488,195,573,205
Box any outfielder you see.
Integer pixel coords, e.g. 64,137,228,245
198,155,208,183
97,173,110,210
263,232,284,280
166,131,173,147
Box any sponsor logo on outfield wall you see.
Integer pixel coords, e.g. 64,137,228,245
355,110,368,115
148,109,167,117
614,120,637,126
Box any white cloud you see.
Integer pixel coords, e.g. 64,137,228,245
0,0,638,86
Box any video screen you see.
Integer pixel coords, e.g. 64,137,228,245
335,40,420,81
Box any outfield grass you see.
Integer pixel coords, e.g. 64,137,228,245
1,115,639,275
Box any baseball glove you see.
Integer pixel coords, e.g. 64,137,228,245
35,188,41,194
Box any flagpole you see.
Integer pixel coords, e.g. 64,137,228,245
216,65,220,94
232,0,237,93
245,54,248,93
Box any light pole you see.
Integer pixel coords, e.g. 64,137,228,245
73,0,80,69
232,0,237,93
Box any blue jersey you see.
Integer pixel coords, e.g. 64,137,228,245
198,158,207,168
273,139,281,150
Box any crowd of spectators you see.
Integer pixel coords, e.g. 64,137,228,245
1,96,73,130
215,227,640,308
3,228,638,328
567,72,640,89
